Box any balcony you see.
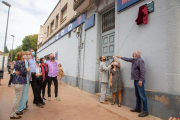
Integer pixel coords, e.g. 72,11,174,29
73,0,91,12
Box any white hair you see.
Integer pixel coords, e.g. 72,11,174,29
135,50,142,57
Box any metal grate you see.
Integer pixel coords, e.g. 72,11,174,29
102,8,115,33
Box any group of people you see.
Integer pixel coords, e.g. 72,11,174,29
9,49,64,119
99,50,149,117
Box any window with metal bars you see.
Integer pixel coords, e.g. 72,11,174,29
102,8,115,33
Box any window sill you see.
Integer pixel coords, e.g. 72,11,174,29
60,17,67,25
55,26,58,30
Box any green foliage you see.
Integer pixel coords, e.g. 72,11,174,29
5,46,9,53
8,34,38,61
22,34,38,51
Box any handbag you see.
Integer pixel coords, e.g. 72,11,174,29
61,70,65,78
36,76,42,80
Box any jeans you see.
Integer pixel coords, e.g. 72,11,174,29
134,80,148,113
48,76,58,97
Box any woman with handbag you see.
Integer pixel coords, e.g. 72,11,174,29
35,61,42,94
10,51,28,119
57,64,65,84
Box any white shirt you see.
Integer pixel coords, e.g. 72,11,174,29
36,67,42,75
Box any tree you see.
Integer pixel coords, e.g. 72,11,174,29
22,34,38,51
5,46,9,53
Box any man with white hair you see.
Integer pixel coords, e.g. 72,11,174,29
116,50,148,117
46,54,60,101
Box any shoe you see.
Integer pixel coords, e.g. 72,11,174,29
43,98,46,101
138,112,149,117
10,116,22,119
118,103,121,107
47,97,51,101
111,101,115,105
8,85,11,87
16,111,23,115
101,101,108,104
36,103,44,108
55,97,61,101
130,109,141,113
41,102,45,105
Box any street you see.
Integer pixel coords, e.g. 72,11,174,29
0,72,162,120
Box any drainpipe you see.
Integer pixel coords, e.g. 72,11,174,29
81,11,87,90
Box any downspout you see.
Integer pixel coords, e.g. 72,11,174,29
82,11,87,90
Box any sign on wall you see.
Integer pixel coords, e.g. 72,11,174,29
85,14,95,31
117,0,141,12
55,51,58,60
37,14,85,53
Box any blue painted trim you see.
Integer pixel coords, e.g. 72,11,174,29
117,0,141,12
85,14,95,31
37,14,85,53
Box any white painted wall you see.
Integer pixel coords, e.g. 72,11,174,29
115,0,180,94
37,31,79,78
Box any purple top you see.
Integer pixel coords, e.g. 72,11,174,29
121,57,146,81
46,60,58,77
12,61,27,84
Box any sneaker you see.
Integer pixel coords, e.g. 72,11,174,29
47,97,51,101
138,112,149,117
43,98,46,101
36,103,44,108
55,97,61,101
130,109,141,113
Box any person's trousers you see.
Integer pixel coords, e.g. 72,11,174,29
30,74,43,104
48,76,58,97
10,84,24,117
8,74,13,85
100,82,108,102
42,75,48,98
18,76,30,112
36,79,42,95
134,80,148,113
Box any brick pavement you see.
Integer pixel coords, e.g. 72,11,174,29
0,72,162,120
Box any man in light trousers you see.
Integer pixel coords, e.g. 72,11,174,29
99,56,113,104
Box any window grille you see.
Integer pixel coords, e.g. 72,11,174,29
102,8,115,33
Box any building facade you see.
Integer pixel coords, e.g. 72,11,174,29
37,0,180,119
0,52,9,70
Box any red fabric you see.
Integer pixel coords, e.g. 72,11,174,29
135,5,148,25
40,64,48,82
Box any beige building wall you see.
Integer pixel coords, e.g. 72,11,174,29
41,0,77,44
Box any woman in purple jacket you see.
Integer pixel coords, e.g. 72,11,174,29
10,51,28,119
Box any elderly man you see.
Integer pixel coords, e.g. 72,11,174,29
116,50,148,117
46,54,60,101
99,56,113,104
28,48,44,108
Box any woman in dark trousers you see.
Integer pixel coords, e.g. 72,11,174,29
8,61,15,87
35,62,42,95
40,58,48,100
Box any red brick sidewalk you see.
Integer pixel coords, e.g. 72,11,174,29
0,72,161,120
